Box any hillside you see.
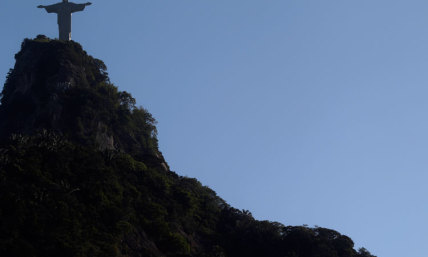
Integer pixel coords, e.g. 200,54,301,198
0,35,376,257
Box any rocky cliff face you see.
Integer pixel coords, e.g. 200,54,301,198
0,36,376,257
0,35,110,146
0,35,165,164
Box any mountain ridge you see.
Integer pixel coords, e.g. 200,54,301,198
0,35,376,257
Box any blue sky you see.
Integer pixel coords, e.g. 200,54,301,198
3,1,428,256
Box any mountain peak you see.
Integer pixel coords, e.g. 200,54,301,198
0,36,375,257
0,36,160,161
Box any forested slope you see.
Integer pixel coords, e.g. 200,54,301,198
0,35,376,257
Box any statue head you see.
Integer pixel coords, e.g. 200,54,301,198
63,0,68,2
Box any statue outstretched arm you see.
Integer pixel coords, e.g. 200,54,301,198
71,2,92,13
37,4,60,13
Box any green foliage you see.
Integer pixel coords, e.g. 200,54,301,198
0,131,222,257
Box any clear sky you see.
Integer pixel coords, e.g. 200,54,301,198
2,1,428,256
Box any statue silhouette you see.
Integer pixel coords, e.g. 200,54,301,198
38,0,92,41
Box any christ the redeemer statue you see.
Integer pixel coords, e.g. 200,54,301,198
38,0,92,41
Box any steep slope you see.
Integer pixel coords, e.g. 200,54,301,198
0,35,376,257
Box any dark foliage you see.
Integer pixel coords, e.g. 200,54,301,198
0,36,376,257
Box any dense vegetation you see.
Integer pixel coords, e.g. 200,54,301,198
0,36,376,257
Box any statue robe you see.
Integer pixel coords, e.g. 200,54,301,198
43,2,87,41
